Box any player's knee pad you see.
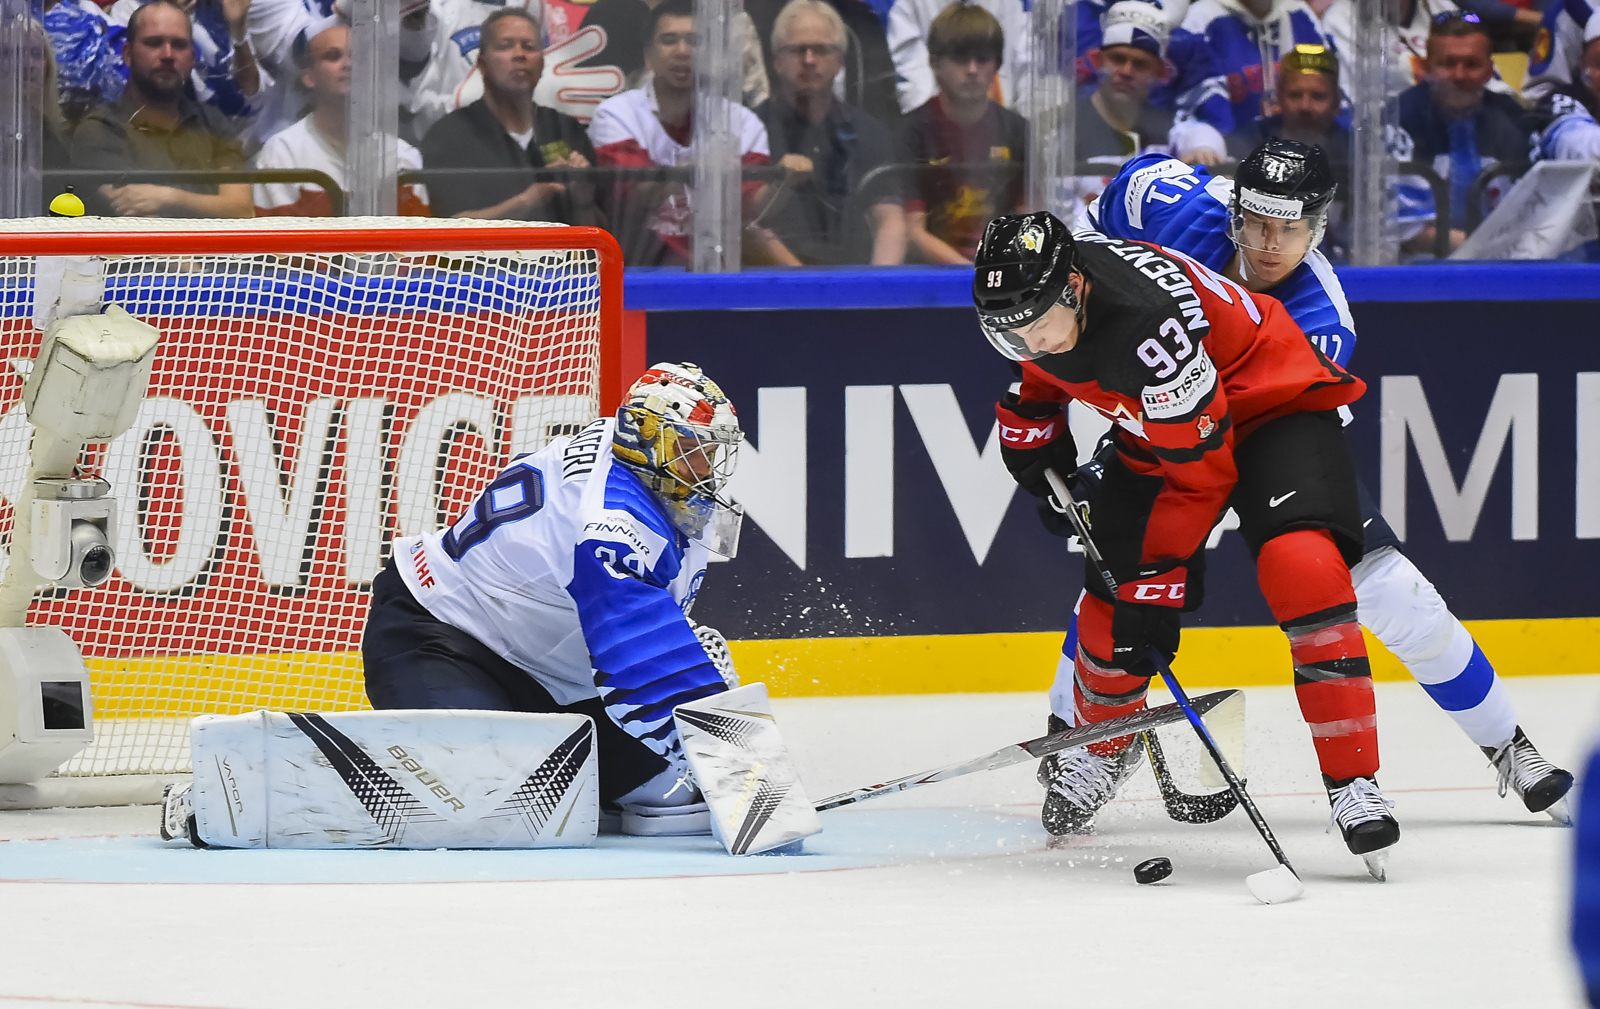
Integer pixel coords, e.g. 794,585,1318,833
186,710,599,849
1350,547,1470,674
1256,529,1358,625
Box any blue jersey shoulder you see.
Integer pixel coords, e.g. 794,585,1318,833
1097,155,1359,367
1270,253,1358,368
1096,155,1235,271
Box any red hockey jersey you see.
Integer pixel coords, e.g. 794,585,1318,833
1015,235,1364,567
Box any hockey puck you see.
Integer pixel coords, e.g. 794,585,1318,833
1133,857,1173,884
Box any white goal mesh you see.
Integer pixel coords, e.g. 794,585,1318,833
0,218,617,776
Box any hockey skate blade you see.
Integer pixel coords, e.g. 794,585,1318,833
1546,796,1574,827
1361,849,1389,882
1245,865,1305,904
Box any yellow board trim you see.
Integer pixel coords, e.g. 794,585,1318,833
76,618,1600,715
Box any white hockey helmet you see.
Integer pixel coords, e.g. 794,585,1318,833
613,363,745,556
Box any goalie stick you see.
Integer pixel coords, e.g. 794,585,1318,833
812,689,1241,812
1045,468,1304,905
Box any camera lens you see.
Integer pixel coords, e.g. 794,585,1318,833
79,544,113,587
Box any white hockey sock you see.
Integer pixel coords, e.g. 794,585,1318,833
1353,548,1518,749
1048,592,1087,726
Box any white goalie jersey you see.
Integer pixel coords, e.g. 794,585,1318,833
391,417,723,763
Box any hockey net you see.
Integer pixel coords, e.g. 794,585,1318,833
0,217,621,777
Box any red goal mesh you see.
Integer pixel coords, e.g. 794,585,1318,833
0,218,621,775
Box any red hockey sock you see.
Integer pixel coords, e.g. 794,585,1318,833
1074,595,1148,756
1257,530,1379,780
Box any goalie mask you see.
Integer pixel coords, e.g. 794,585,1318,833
613,363,745,557
1229,139,1337,280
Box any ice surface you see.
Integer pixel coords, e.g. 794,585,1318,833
0,675,1594,1008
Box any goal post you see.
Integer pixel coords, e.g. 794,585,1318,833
0,217,624,782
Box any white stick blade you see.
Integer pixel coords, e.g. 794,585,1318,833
1197,689,1246,789
1245,865,1305,905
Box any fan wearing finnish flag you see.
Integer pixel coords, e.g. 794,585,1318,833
161,364,801,849
1037,143,1574,841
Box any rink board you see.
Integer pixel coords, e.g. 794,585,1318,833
626,264,1600,690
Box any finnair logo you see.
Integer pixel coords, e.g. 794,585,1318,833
1237,187,1303,220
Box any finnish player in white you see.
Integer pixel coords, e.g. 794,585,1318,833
162,363,752,845
1030,141,1572,844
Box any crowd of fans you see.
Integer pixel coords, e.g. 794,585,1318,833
30,0,1600,262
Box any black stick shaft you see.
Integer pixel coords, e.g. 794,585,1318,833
1044,469,1298,878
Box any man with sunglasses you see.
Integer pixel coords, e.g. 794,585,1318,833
974,208,1407,878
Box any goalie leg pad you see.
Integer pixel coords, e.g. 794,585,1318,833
188,710,599,849
674,683,822,855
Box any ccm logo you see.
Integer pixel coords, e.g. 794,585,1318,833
998,421,1058,445
1133,583,1185,601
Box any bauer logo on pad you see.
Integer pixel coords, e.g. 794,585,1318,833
674,683,821,856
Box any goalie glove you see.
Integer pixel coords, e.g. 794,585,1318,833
690,621,739,689
996,392,1078,499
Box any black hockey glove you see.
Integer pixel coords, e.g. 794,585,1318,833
1111,602,1181,679
1037,439,1112,539
995,392,1077,499
1108,562,1188,677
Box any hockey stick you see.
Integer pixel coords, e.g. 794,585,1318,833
1045,468,1304,904
1143,729,1239,824
813,688,1241,812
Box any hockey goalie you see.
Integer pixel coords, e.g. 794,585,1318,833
161,364,819,855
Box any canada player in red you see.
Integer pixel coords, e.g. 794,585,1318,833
973,211,1401,875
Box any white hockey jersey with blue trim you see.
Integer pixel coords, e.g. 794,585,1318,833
392,418,723,759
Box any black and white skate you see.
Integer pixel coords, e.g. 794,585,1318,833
158,781,205,848
1037,716,1144,836
1482,727,1574,825
1325,774,1400,881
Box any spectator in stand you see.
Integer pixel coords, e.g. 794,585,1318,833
588,0,799,266
1528,19,1600,161
1077,1,1226,165
1396,11,1531,251
71,0,252,217
1227,44,1347,167
754,0,907,264
1525,0,1594,102
108,0,263,141
44,0,129,126
419,7,600,224
1181,0,1328,129
747,0,902,128
1322,0,1464,97
1076,0,1236,140
900,3,1026,264
887,0,1029,114
252,18,429,216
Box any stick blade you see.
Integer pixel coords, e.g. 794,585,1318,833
1245,865,1305,905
